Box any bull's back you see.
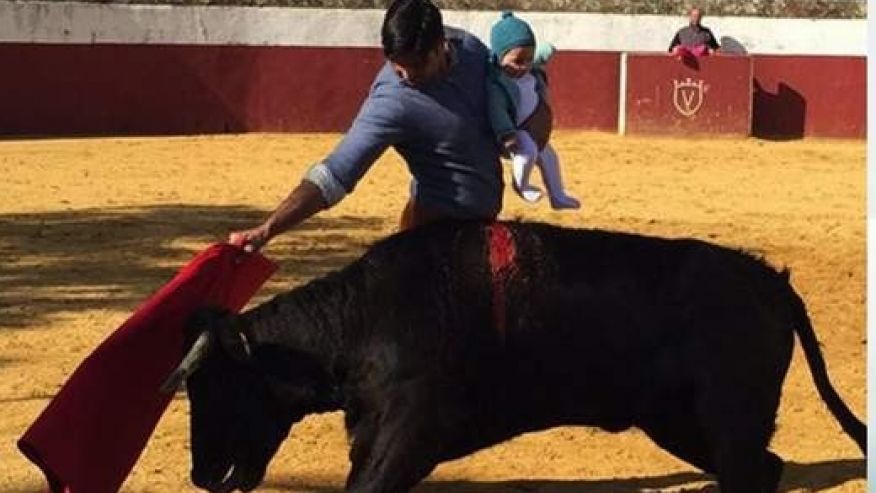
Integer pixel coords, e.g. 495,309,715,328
480,222,795,427
354,222,792,415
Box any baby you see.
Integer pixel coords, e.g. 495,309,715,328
487,11,580,209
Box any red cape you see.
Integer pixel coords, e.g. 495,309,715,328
18,244,276,493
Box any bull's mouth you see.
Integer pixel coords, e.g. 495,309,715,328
192,464,235,493
194,460,269,493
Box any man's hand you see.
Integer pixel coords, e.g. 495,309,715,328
228,224,272,253
227,180,329,253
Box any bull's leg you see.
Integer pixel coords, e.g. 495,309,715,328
642,411,784,491
763,450,785,492
639,410,715,474
683,307,789,493
708,430,780,492
696,385,783,493
346,422,437,493
345,380,461,493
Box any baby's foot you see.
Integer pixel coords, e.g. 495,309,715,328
519,185,543,203
550,195,581,210
511,180,543,203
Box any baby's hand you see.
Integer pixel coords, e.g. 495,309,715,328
502,135,520,155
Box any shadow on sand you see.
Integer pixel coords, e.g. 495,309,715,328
263,458,864,492
0,204,387,329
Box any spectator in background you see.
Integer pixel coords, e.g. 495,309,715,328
668,7,720,58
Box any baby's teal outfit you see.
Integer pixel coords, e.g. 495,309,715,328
487,43,555,142
486,11,580,210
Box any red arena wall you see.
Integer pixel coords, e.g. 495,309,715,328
548,52,620,132
0,4,866,139
0,45,620,136
0,44,866,139
624,54,753,137
0,44,385,135
752,55,866,139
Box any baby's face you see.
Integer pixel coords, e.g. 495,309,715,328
500,46,535,79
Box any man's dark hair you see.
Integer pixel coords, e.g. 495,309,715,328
381,0,445,61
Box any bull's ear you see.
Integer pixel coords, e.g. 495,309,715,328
214,315,254,362
185,307,231,347
187,307,252,362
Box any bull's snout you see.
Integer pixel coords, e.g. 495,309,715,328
191,462,232,493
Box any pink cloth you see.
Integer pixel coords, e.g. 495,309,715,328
18,244,276,493
673,44,711,58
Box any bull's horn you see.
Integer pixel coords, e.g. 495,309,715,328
160,331,215,394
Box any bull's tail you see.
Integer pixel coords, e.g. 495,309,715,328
787,286,866,455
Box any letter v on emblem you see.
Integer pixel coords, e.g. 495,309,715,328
672,78,705,118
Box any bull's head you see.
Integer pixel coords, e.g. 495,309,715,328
165,308,339,492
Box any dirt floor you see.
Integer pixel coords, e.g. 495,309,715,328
0,132,866,492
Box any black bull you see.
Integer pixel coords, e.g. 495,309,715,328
172,221,866,493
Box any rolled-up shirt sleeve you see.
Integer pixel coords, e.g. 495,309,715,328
305,88,405,206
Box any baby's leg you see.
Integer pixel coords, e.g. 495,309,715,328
537,144,581,210
510,131,543,203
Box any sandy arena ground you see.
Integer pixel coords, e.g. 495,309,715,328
0,132,865,492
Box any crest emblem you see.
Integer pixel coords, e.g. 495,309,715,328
673,78,705,117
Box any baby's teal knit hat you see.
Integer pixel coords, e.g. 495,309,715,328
489,11,536,61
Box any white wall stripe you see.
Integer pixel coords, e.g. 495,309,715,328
617,52,627,135
0,1,866,56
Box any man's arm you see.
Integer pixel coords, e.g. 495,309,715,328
230,83,404,251
707,29,721,53
668,31,681,53
229,180,328,251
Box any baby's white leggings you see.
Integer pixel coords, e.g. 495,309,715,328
510,130,580,209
